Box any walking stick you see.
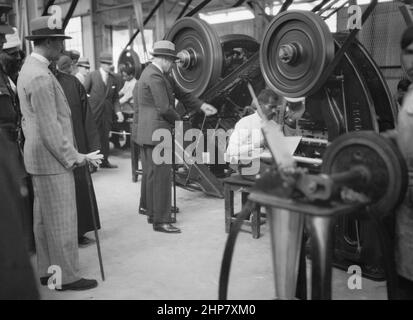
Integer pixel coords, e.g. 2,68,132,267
84,167,106,281
172,128,177,223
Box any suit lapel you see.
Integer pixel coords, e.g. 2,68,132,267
97,71,107,91
150,64,173,100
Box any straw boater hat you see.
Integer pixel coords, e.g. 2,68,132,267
4,27,21,50
0,2,14,35
99,52,113,65
77,57,90,69
25,16,72,40
150,40,179,60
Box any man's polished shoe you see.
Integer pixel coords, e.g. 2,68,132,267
78,235,96,247
56,278,98,291
153,223,181,234
100,161,118,169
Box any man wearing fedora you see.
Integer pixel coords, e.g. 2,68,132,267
0,1,39,299
84,52,124,169
75,57,90,86
135,40,217,234
17,15,103,291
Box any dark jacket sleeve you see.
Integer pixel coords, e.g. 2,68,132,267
171,76,203,112
78,79,101,152
83,72,92,94
149,72,181,125
112,77,121,114
132,82,139,120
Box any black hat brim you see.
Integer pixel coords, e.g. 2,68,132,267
151,52,179,60
25,34,72,41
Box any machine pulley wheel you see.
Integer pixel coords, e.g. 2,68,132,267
321,131,408,218
165,17,223,97
260,10,334,98
118,48,142,79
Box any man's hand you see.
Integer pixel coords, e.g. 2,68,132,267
116,112,125,123
86,150,104,168
200,103,217,117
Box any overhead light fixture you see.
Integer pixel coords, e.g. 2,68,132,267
199,7,255,25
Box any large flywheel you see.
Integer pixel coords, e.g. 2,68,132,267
260,10,335,98
118,48,142,79
165,17,223,97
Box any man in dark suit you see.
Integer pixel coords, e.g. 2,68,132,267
84,52,123,168
55,54,102,247
136,40,217,234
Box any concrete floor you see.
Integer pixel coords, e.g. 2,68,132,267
35,148,387,300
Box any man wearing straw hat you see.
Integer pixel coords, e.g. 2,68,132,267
136,40,217,234
75,57,90,86
17,15,103,291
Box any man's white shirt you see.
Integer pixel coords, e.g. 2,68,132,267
99,67,108,85
119,78,137,105
226,112,266,163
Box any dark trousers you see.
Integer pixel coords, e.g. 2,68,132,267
140,145,172,224
97,120,111,161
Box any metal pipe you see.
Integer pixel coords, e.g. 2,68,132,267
123,0,165,52
300,137,329,145
63,0,78,30
42,0,55,16
312,0,330,13
318,0,341,16
293,156,323,166
185,0,212,17
176,0,193,21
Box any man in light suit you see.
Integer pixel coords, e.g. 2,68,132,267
136,41,217,233
17,16,102,291
84,52,123,168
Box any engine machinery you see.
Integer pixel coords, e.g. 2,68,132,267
121,0,406,299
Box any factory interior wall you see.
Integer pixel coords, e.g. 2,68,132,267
338,1,408,96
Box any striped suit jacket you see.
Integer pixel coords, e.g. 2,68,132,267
17,55,83,175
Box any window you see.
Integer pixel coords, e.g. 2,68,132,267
112,28,153,72
65,16,83,56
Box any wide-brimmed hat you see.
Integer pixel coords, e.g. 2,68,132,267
99,52,113,65
25,16,72,41
0,3,14,35
4,27,21,50
77,57,90,69
150,40,179,60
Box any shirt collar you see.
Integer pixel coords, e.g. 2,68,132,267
31,52,50,66
152,61,163,74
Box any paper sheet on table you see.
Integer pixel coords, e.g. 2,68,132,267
260,136,302,160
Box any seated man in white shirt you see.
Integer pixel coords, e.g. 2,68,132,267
226,89,283,179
